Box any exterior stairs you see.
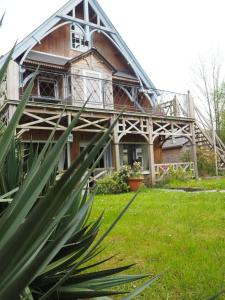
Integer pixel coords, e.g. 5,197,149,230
194,107,225,170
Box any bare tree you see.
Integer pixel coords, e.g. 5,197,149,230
192,52,225,134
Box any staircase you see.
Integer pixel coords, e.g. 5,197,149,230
194,107,225,170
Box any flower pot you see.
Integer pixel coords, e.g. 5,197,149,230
128,177,144,192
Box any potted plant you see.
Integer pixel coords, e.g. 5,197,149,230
128,161,144,192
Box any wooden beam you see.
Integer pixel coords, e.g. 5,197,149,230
84,0,90,41
59,14,116,34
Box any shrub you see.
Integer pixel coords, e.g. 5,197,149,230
96,166,130,194
166,166,193,181
182,147,216,177
197,147,216,176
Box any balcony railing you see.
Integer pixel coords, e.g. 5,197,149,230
20,68,191,118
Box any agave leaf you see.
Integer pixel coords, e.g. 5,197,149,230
122,274,161,300
0,45,15,85
63,265,135,285
0,196,93,300
0,103,85,248
208,290,225,300
0,139,111,284
39,192,138,300
56,288,123,299
0,66,36,171
62,274,147,290
0,187,19,200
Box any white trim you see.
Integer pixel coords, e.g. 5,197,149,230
29,50,71,60
70,24,89,52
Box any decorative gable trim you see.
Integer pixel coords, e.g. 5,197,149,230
68,48,116,73
0,0,158,103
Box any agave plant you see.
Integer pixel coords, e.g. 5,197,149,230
0,26,159,300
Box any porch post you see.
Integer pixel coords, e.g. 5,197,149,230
148,118,155,185
112,115,120,170
67,113,72,167
190,123,199,179
188,92,199,179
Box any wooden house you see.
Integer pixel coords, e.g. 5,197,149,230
0,0,201,184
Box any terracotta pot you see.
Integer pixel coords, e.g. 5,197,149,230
128,177,144,192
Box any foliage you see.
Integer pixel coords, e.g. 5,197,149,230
129,162,143,179
93,190,225,299
96,166,130,194
167,166,193,181
196,147,216,176
160,176,225,191
182,147,216,177
157,165,193,187
0,43,159,299
96,163,145,194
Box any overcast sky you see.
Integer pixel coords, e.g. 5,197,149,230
1,0,225,94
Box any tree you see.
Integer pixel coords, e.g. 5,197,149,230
192,52,225,135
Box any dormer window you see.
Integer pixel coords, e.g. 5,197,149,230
70,24,89,52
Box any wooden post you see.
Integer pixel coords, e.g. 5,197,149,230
187,90,194,118
7,60,19,101
148,118,155,185
190,122,199,179
111,115,120,170
188,92,199,179
84,0,90,42
67,113,72,167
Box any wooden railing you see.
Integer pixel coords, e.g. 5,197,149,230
154,162,195,181
20,67,190,118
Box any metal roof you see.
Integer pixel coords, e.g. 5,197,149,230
26,51,70,66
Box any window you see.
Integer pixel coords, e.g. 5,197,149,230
23,142,68,172
38,78,58,99
83,70,103,108
70,24,89,52
80,143,112,169
120,144,149,171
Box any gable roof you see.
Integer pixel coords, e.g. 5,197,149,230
0,0,158,99
69,48,116,72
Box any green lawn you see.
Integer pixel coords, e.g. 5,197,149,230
91,189,225,299
162,177,225,191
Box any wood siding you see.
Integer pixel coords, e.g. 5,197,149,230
33,24,81,58
92,32,135,75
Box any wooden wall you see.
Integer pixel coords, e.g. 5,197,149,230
33,24,81,58
92,32,134,75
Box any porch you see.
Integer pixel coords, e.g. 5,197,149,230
20,66,192,119
0,95,198,185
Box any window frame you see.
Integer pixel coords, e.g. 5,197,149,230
83,70,103,108
38,77,59,99
70,24,89,52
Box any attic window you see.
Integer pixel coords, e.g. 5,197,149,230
70,24,89,52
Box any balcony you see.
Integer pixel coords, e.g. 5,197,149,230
20,68,191,118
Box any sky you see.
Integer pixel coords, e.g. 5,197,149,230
1,0,225,94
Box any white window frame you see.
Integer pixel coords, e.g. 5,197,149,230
38,77,59,99
70,24,89,52
83,70,103,108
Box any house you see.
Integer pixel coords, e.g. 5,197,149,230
0,0,199,184
162,137,191,163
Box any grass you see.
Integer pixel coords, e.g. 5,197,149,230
91,189,225,299
161,177,225,191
